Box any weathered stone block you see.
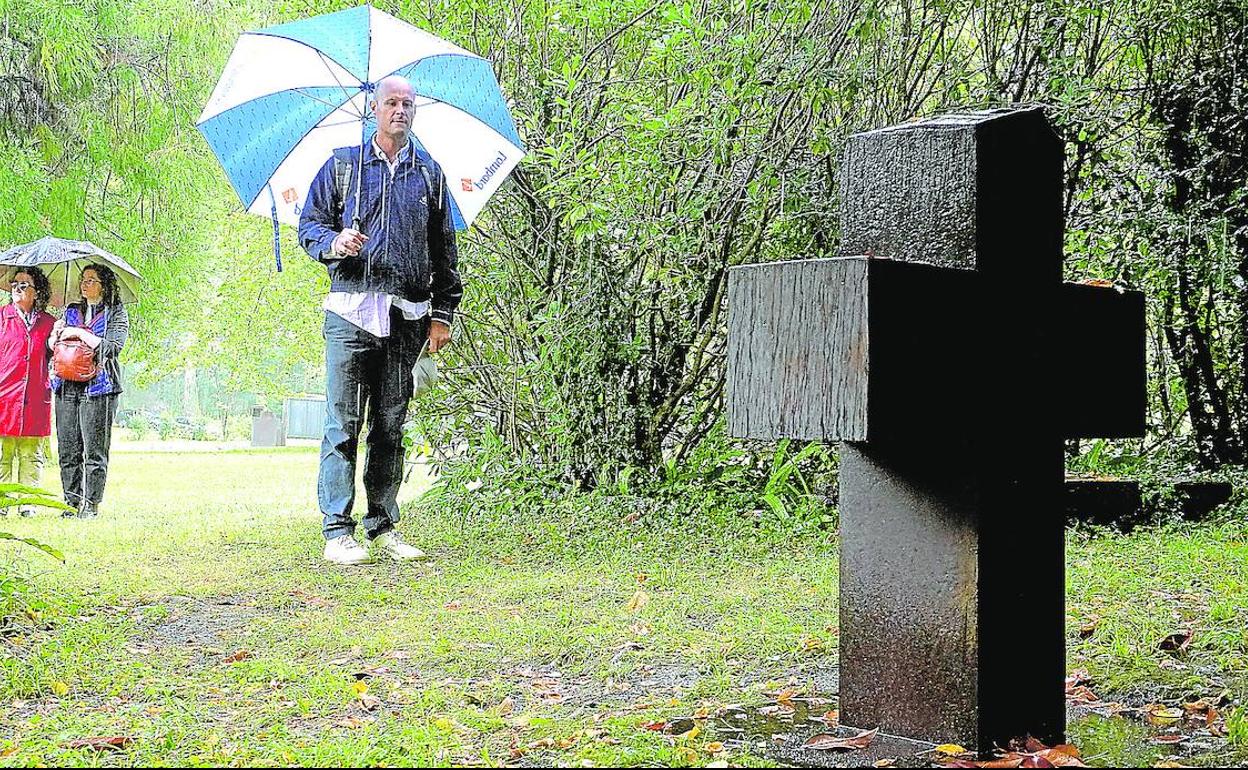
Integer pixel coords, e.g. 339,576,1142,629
839,107,1063,286
727,257,980,443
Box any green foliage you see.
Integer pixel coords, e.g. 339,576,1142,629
0,483,65,635
0,532,63,563
0,483,69,561
415,418,836,536
2,0,1246,512
126,412,149,440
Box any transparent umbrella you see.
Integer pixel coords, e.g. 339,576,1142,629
0,236,142,307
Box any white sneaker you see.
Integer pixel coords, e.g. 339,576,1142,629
372,531,427,561
324,534,372,566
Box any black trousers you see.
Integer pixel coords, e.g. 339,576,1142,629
55,387,118,508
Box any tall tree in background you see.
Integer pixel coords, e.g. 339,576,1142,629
1140,1,1248,468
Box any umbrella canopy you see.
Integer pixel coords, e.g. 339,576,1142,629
196,5,524,237
0,237,142,307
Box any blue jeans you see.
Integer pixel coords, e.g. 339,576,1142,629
320,309,426,540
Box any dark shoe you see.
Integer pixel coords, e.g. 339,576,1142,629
61,507,76,518
76,503,98,519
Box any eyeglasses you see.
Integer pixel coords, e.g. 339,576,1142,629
80,278,101,286
9,282,32,292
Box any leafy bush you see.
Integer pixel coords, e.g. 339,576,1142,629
411,419,837,537
127,413,149,441
0,484,66,632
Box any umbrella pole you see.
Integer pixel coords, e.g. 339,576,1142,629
267,184,283,273
353,91,368,232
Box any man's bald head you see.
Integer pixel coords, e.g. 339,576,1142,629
373,76,416,145
375,75,415,101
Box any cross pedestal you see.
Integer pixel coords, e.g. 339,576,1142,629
727,108,1145,750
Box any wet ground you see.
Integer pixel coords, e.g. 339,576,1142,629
653,667,1241,768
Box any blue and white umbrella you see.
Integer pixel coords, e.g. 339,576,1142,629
196,5,524,266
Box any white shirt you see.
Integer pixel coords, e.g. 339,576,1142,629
324,136,429,338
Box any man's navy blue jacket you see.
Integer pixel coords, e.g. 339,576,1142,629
298,139,462,326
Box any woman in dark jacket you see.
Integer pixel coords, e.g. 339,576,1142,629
51,264,129,519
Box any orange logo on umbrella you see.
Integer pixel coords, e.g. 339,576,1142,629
281,187,299,205
461,178,474,192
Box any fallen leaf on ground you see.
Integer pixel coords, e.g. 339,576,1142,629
622,512,641,524
675,724,700,741
757,704,794,717
874,761,897,768
815,709,839,725
443,600,462,610
1064,670,1092,691
624,590,649,613
358,693,381,711
1065,686,1100,704
1145,704,1184,727
351,681,369,697
1037,747,1088,767
1183,700,1219,728
705,741,724,754
1150,735,1185,745
497,696,514,716
804,728,877,751
797,635,824,653
973,755,1026,769
50,681,69,696
64,736,133,751
936,744,970,756
642,720,666,731
224,650,251,664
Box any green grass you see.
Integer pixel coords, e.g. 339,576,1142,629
0,445,1243,766
0,445,834,766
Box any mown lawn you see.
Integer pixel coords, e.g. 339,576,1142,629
0,444,1244,767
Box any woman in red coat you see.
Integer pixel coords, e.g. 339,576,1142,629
0,267,56,516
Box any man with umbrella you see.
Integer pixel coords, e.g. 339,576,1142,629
198,5,523,564
299,75,461,566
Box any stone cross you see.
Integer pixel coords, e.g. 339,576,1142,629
727,107,1145,750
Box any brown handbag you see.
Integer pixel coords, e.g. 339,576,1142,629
52,338,99,382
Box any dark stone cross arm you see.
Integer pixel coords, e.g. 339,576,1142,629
727,107,1146,751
